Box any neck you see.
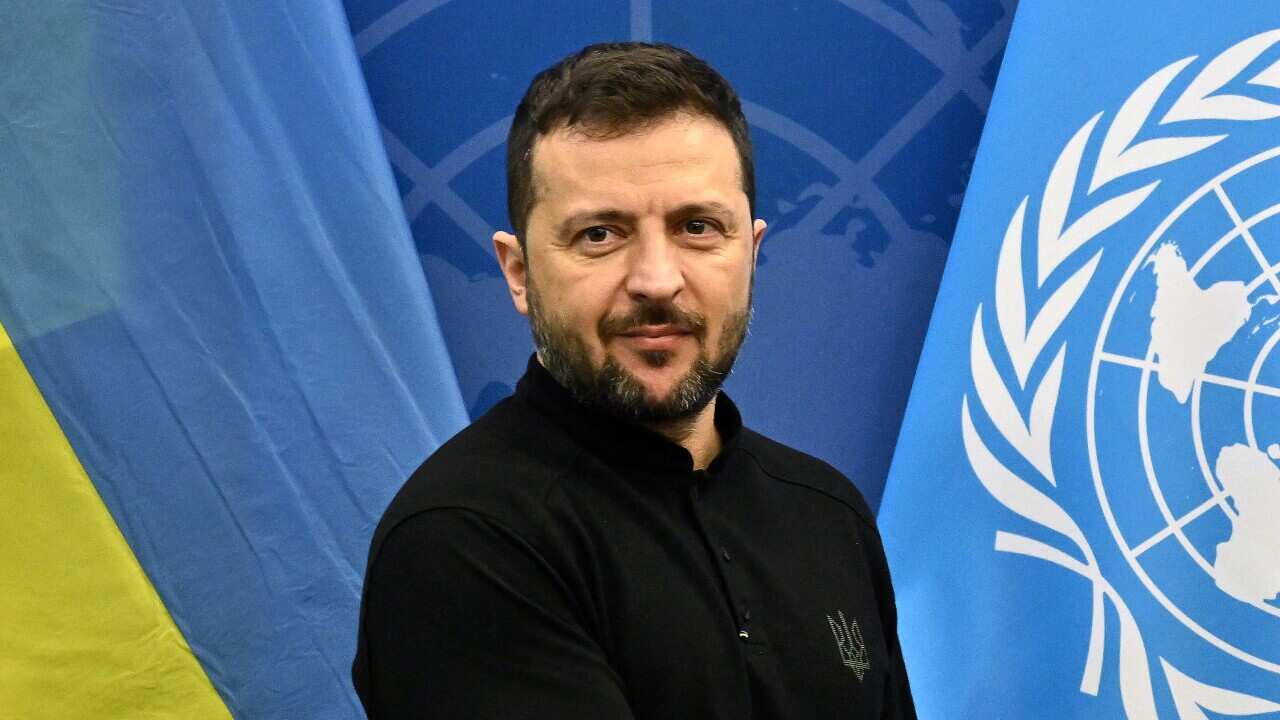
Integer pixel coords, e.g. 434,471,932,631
645,396,721,470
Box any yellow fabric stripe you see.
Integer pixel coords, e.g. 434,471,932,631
0,322,232,719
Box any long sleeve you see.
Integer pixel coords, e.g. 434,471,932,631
868,523,917,720
354,508,636,719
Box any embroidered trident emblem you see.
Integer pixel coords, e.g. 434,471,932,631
826,610,870,681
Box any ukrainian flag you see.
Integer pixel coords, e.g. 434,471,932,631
0,2,467,717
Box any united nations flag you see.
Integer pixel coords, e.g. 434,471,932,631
881,3,1280,717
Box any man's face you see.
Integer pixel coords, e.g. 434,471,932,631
494,112,766,422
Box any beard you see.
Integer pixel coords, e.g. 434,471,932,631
526,282,751,425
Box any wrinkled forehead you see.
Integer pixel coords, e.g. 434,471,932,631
527,113,745,216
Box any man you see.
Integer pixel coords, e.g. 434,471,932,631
353,42,915,718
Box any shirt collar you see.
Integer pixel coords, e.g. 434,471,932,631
513,354,743,480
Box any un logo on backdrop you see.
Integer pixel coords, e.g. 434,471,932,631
348,0,1011,506
966,29,1280,717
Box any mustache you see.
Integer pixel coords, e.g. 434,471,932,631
599,302,707,337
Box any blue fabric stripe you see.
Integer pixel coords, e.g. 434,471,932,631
0,2,467,717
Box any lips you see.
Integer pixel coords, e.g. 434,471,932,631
616,324,692,351
618,324,690,339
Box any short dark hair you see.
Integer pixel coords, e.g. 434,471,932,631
505,42,755,242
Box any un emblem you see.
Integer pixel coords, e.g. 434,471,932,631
350,0,1011,499
966,29,1280,718
1093,148,1280,674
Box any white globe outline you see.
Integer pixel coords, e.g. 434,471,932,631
1134,253,1280,593
1088,146,1280,674
1137,202,1280,562
1244,317,1280,452
349,0,1013,421
353,0,1011,264
1180,202,1280,516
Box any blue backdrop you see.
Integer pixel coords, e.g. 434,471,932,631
343,0,1014,512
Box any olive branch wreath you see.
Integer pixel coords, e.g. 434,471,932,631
962,29,1280,719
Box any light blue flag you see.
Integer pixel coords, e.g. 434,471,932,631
882,3,1280,717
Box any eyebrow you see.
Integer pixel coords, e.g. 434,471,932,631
557,209,635,235
557,201,736,235
670,201,735,220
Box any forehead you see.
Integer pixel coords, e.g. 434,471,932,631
528,114,744,215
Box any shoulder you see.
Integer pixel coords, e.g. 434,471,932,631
367,396,582,563
733,429,900,614
734,427,878,532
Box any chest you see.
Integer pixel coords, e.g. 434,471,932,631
546,470,891,719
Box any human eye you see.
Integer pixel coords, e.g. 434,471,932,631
572,225,623,254
582,226,612,244
681,218,723,241
685,219,711,235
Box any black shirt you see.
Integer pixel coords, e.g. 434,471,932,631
354,357,915,719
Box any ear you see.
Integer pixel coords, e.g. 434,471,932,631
751,219,767,267
493,231,530,316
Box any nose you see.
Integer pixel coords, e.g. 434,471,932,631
624,230,685,302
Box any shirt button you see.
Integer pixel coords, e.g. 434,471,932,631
720,547,732,562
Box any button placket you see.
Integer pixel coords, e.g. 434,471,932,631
688,471,764,650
